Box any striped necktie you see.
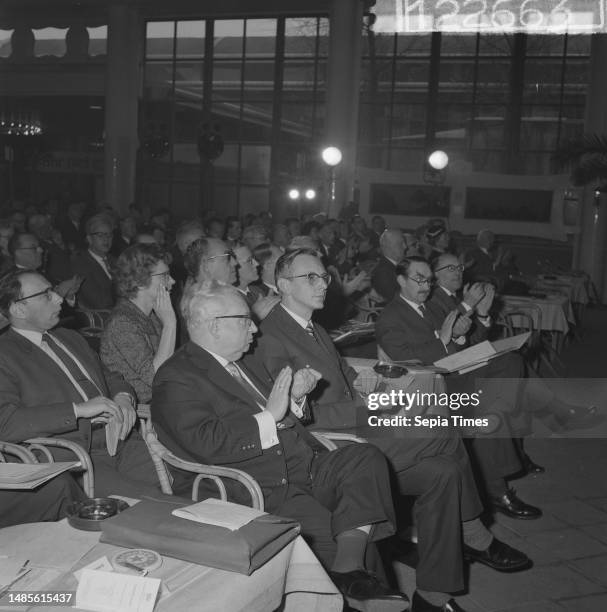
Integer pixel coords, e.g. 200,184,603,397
42,333,101,400
225,362,267,406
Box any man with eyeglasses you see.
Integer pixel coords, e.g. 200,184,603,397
71,214,116,310
376,256,544,523
151,281,407,610
0,270,160,499
252,249,530,612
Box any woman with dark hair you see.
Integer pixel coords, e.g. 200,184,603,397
100,244,176,402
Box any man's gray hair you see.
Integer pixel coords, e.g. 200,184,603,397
182,280,245,332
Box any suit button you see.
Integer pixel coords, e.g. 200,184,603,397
280,478,287,485
276,449,283,456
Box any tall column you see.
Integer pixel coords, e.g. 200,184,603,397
576,34,607,302
324,0,364,217
104,4,141,214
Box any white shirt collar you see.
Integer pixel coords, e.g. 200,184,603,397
439,285,455,297
280,304,310,329
399,294,426,317
205,347,230,367
263,281,278,294
385,256,399,266
88,249,107,264
12,327,43,346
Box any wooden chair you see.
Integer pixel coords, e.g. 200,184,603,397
0,441,38,463
23,438,95,498
137,405,367,509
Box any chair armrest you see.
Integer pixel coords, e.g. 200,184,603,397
24,438,94,498
144,432,265,510
311,431,367,451
0,441,38,463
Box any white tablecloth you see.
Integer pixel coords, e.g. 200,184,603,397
0,521,342,612
501,294,573,334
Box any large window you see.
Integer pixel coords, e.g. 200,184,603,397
359,31,589,174
141,16,328,217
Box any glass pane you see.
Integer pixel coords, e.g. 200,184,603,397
283,61,318,90
388,148,425,172
526,35,565,56
567,35,591,55
214,19,244,57
317,18,329,56
146,22,174,59
87,26,107,56
243,59,274,96
144,63,174,99
245,19,276,55
33,27,67,57
214,144,240,182
478,35,514,56
240,145,271,184
520,107,560,150
173,143,199,163
523,59,563,104
391,104,427,142
281,103,317,141
213,184,239,216
175,86,203,142
176,20,205,57
470,107,506,148
363,32,395,58
396,34,432,56
564,58,589,88
240,102,274,142
441,36,478,56
175,60,203,102
439,60,475,89
0,30,13,58
239,186,270,216
470,150,503,172
436,105,472,143
213,61,242,99
285,17,319,56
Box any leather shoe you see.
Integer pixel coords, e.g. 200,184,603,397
329,569,409,611
491,487,542,519
463,538,532,572
521,453,545,474
411,591,467,611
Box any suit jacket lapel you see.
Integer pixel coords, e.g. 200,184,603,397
185,342,263,413
398,298,436,332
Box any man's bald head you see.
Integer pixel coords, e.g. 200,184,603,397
477,229,495,250
379,229,405,262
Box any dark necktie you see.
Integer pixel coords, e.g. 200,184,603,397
42,333,101,400
418,303,427,318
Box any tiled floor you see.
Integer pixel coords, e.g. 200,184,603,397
394,306,607,611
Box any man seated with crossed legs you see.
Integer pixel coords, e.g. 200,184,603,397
151,281,408,611
252,249,531,612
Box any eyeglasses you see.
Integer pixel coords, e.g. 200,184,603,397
237,257,256,266
89,232,113,239
15,286,57,302
16,246,42,251
434,264,465,273
208,251,235,261
151,271,171,280
214,314,254,326
284,272,332,286
407,276,434,287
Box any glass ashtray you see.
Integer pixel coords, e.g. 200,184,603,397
373,362,408,378
67,497,129,531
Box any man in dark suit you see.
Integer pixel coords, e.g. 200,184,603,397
0,269,159,498
57,202,87,254
253,249,530,612
464,229,507,288
151,282,407,610
71,214,115,310
371,229,405,302
376,257,543,522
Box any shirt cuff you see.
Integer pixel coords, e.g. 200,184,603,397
115,392,136,406
460,301,473,313
253,411,279,449
478,315,492,327
290,397,305,419
454,335,467,345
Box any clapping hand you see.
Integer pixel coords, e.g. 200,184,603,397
439,310,459,345
292,367,322,402
266,367,293,423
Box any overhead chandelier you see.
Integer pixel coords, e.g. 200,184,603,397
0,111,43,136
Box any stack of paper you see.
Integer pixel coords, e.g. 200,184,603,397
0,461,80,490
